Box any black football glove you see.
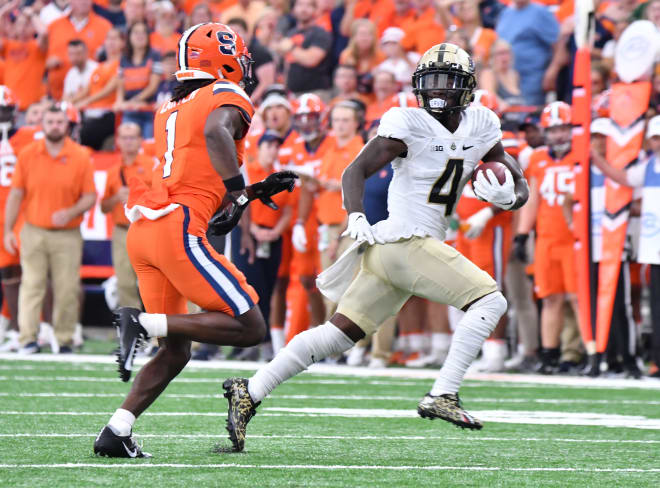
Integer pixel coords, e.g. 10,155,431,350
208,191,249,236
512,234,529,263
249,171,298,210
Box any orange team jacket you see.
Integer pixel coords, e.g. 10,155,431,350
316,134,364,226
246,160,291,229
128,80,255,236
526,146,575,244
102,153,157,227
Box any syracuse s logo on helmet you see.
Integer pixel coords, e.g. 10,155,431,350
216,31,237,55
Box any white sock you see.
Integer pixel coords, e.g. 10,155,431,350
138,313,167,338
271,327,285,354
431,333,452,354
107,408,136,437
430,293,507,396
248,321,355,403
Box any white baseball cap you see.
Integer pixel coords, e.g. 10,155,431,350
590,118,610,136
259,94,292,113
381,27,405,45
646,115,660,138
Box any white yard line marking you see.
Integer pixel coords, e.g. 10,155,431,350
2,353,659,389
0,463,657,472
1,408,659,429
0,433,658,444
0,391,658,406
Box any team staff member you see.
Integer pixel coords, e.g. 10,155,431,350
4,105,96,354
316,101,364,317
101,122,155,310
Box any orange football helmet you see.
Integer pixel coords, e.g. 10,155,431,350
472,89,499,113
293,93,326,141
175,22,254,88
0,86,16,107
540,101,572,128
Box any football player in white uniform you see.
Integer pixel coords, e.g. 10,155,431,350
222,43,529,452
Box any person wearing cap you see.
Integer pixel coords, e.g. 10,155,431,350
100,122,155,310
231,130,292,356
591,115,660,378
4,104,96,354
375,27,420,90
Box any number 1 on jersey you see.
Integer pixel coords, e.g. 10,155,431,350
428,158,463,216
163,111,178,178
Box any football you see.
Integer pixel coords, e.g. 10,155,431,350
471,161,509,187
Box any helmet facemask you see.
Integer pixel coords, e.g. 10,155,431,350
413,69,475,114
294,112,322,142
237,54,256,92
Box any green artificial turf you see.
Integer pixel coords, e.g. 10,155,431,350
0,358,658,487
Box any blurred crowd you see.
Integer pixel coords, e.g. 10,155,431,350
0,0,658,379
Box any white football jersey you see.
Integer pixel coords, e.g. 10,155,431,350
374,105,502,241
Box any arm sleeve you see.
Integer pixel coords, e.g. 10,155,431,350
305,27,332,51
11,150,27,190
537,8,560,45
377,107,413,147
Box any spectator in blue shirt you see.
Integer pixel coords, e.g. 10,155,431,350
495,0,559,106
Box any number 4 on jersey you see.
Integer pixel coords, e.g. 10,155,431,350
163,111,178,178
428,158,463,216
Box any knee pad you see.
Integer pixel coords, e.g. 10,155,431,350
465,291,507,333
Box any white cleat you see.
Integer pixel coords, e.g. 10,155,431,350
0,330,19,352
473,340,507,373
367,357,388,368
405,350,448,368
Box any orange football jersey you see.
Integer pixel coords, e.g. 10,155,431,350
527,147,575,242
130,80,255,236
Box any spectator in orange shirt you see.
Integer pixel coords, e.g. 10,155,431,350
150,1,180,56
401,0,446,55
116,21,163,139
46,0,112,101
437,0,498,66
77,27,123,150
0,5,47,112
340,0,396,37
221,0,267,34
4,105,96,354
100,122,155,309
364,69,398,125
339,19,384,97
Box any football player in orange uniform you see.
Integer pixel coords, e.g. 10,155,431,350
94,23,294,458
515,101,579,374
282,94,331,338
0,87,47,351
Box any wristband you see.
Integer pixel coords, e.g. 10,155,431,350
223,174,246,192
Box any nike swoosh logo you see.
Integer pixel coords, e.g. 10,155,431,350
462,145,474,150
124,337,137,371
122,441,138,458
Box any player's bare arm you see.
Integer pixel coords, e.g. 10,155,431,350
341,135,407,214
481,141,529,211
204,105,249,185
